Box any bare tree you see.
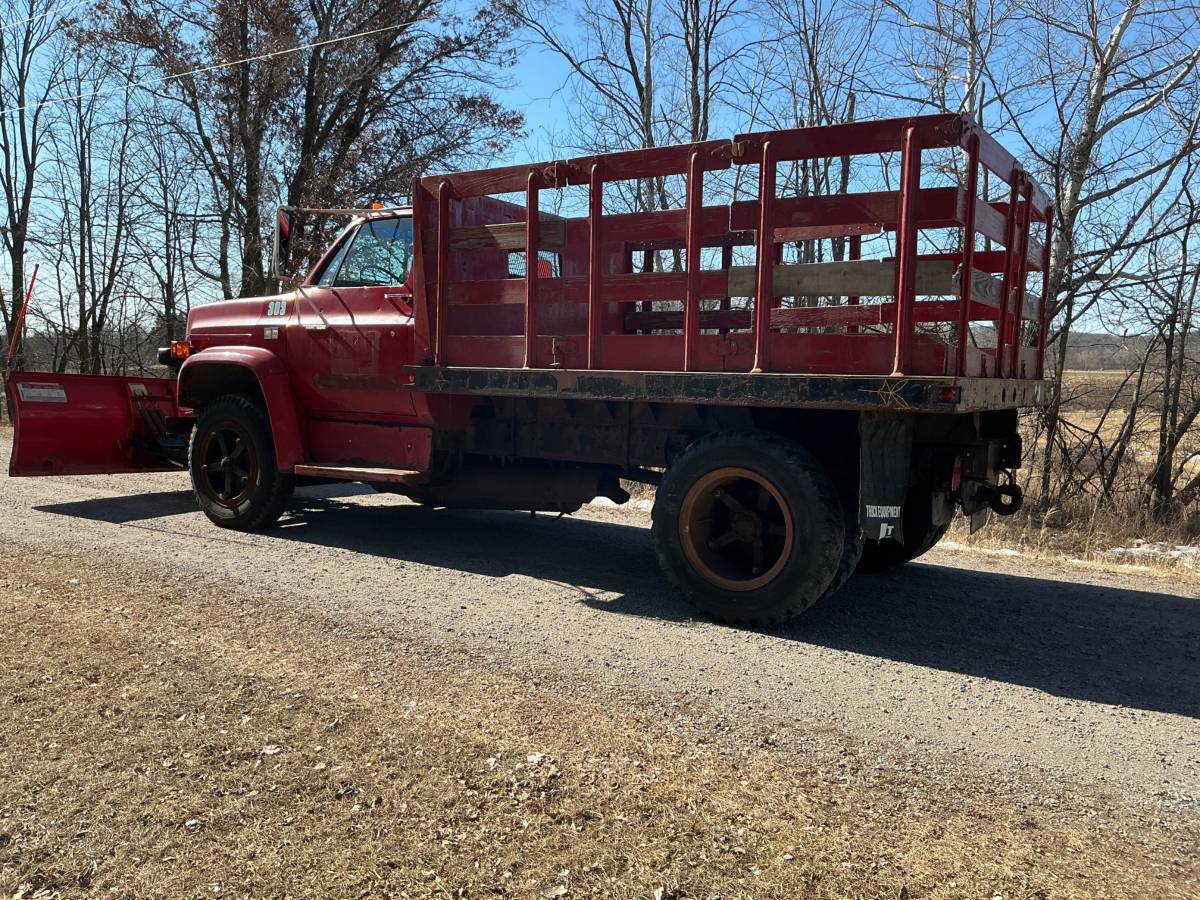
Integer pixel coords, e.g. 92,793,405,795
128,112,210,344
1139,164,1200,509
749,0,879,267
0,0,67,366
876,0,1026,123
110,0,522,295
511,0,752,218
986,1,1200,500
48,57,140,373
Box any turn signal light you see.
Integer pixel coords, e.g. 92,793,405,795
170,341,192,360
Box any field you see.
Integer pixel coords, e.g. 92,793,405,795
951,369,1200,562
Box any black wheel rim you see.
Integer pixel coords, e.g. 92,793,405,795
197,421,257,509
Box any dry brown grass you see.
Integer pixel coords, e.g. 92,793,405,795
0,543,1196,898
1057,370,1140,413
951,370,1200,567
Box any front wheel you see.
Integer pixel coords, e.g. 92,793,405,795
189,394,294,530
652,431,845,627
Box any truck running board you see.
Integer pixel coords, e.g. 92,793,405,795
293,464,420,483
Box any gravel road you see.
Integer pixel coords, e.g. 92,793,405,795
3,443,1197,813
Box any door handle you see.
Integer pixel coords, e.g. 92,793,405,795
383,292,413,315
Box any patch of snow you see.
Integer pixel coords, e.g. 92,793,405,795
1103,541,1200,568
937,541,1021,559
589,497,654,511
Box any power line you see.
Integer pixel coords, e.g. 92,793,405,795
1,0,91,33
0,17,421,118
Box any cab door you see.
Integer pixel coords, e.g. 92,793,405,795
288,215,417,419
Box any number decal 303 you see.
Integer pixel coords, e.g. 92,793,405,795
265,299,288,317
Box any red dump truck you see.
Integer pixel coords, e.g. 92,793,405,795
6,113,1051,625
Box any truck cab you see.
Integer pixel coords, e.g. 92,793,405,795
13,210,412,450
272,213,418,419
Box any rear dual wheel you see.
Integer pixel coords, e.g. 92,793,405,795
652,432,847,627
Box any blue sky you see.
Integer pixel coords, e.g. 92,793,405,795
491,42,575,166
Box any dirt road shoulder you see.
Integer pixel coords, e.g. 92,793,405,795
1,543,1196,898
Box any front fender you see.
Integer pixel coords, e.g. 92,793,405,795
178,348,305,470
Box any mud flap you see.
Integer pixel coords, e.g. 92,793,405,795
859,411,913,544
6,371,183,476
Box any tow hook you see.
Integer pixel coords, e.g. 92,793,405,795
986,471,1024,516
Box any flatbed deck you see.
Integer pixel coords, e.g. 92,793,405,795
406,366,1046,413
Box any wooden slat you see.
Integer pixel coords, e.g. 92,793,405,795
963,269,1039,318
565,141,731,183
1025,237,1044,269
441,330,956,377
972,126,1052,210
727,259,956,297
767,331,949,376
294,464,420,483
420,162,554,198
595,334,733,372
919,250,1037,274
626,230,756,252
728,186,961,234
992,200,1049,224
625,309,754,331
774,224,883,243
442,219,567,251
437,189,971,255
973,199,1008,248
772,306,881,328
962,268,1002,306
444,263,1039,318
446,278,528,305
624,297,1016,332
770,299,1011,329
444,334,527,368
972,199,1045,267
570,206,730,245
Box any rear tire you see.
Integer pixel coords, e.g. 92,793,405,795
189,394,294,530
824,510,865,598
652,431,845,627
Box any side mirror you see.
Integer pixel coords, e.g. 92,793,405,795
269,207,294,284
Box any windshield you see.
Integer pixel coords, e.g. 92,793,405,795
316,216,413,288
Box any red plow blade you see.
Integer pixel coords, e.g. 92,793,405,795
6,372,183,476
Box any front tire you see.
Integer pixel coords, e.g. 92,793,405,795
652,431,845,627
189,394,294,530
